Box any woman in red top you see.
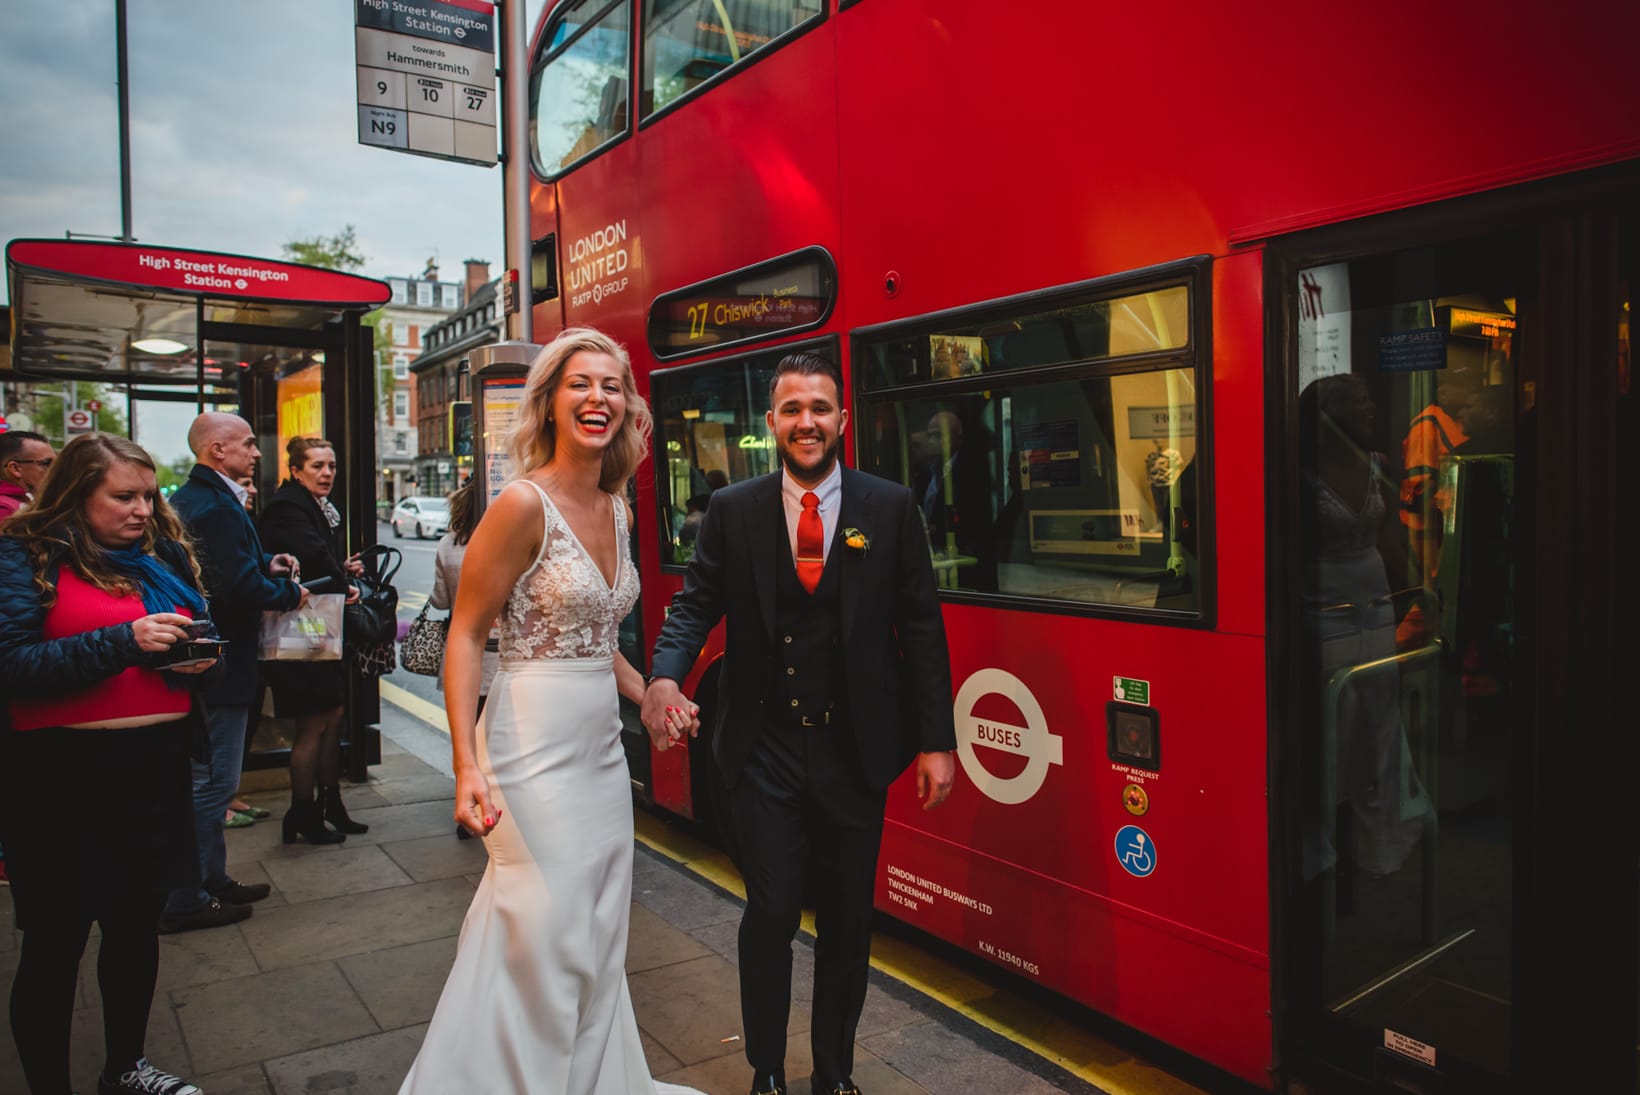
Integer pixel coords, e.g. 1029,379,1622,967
0,433,216,1095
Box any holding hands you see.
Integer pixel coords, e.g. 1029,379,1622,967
640,678,700,752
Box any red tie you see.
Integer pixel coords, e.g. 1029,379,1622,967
796,491,823,593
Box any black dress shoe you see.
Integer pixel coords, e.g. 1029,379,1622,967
813,1082,861,1095
210,879,271,904
749,1071,787,1095
157,898,250,934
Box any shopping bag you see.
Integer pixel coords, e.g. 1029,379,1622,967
259,593,344,661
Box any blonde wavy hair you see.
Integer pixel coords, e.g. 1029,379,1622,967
508,327,652,493
6,432,201,605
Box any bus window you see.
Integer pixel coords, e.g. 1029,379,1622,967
641,0,823,118
856,274,1204,618
651,342,833,565
530,0,632,174
859,284,1189,390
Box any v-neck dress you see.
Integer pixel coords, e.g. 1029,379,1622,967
401,480,701,1095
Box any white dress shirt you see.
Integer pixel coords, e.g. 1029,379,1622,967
213,468,249,507
780,461,842,567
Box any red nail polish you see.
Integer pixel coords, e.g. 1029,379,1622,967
484,816,494,826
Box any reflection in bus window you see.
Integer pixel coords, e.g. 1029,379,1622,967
530,0,632,173
641,0,822,117
861,285,1189,391
860,368,1198,613
651,345,827,564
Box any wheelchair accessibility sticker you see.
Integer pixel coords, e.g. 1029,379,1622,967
1115,825,1156,878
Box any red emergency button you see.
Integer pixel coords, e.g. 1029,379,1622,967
1123,783,1149,816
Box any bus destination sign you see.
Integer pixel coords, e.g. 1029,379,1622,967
355,0,497,166
648,249,836,360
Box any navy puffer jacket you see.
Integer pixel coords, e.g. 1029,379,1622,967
0,535,198,699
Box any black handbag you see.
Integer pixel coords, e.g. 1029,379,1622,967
344,545,402,649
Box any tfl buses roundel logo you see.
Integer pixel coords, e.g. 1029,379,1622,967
953,668,1064,805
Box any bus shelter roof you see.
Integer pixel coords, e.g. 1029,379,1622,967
5,239,391,381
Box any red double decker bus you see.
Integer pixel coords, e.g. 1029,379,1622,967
520,2,1638,1090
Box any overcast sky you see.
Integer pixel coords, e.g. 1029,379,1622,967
0,0,549,302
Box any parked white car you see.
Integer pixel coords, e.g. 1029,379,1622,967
390,496,450,540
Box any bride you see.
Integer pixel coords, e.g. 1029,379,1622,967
401,328,703,1095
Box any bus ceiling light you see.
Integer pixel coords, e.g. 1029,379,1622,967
131,337,189,354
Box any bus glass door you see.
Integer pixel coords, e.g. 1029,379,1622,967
1279,189,1639,1092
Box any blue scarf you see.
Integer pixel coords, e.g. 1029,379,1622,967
103,543,208,618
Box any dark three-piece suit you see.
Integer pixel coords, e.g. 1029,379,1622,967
650,465,956,1086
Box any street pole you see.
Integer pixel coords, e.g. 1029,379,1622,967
499,0,532,345
115,0,134,243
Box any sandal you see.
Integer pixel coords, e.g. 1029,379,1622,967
232,802,272,819
224,810,256,829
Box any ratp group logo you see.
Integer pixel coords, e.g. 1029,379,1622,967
952,668,1064,805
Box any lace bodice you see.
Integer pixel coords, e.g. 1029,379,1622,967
498,481,640,663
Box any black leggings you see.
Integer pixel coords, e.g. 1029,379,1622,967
9,905,161,1094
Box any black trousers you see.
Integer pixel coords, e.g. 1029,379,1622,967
731,718,886,1087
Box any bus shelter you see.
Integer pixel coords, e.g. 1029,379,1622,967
4,238,390,778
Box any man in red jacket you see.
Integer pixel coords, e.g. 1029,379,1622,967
0,431,55,521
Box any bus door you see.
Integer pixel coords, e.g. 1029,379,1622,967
1271,174,1638,1093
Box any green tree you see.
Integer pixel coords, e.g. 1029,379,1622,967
155,454,194,496
32,381,130,446
283,225,366,272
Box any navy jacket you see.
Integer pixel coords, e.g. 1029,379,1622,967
172,465,301,704
650,466,957,791
0,536,203,700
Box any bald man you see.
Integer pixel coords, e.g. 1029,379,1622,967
160,413,306,934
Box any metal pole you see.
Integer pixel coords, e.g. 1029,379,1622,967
499,0,532,344
115,0,134,243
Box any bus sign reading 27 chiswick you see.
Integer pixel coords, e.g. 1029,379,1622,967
355,0,496,166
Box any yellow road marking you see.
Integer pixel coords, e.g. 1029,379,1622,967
384,694,1207,1095
380,680,448,735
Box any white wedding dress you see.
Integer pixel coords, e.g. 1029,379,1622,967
401,481,703,1095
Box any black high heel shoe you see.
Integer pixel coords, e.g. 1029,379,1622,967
282,799,346,844
321,783,369,834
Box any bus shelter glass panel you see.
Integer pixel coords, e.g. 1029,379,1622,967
649,343,831,565
1293,235,1520,1081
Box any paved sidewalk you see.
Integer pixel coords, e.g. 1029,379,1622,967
0,708,1101,1095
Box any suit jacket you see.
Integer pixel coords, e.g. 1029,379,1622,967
171,465,301,704
651,466,957,791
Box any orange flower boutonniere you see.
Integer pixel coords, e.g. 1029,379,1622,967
843,528,870,554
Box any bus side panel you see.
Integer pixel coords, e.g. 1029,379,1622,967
529,173,565,341
882,611,1269,1079
1211,250,1266,637
555,141,646,340
876,822,1271,1087
634,27,842,297
835,0,1640,317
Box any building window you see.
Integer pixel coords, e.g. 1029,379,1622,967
442,284,460,309
417,281,433,307
394,433,407,453
390,279,408,304
394,390,409,418
393,354,409,379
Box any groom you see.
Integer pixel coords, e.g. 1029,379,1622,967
642,351,956,1095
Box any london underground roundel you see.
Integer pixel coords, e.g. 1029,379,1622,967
952,668,1064,805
